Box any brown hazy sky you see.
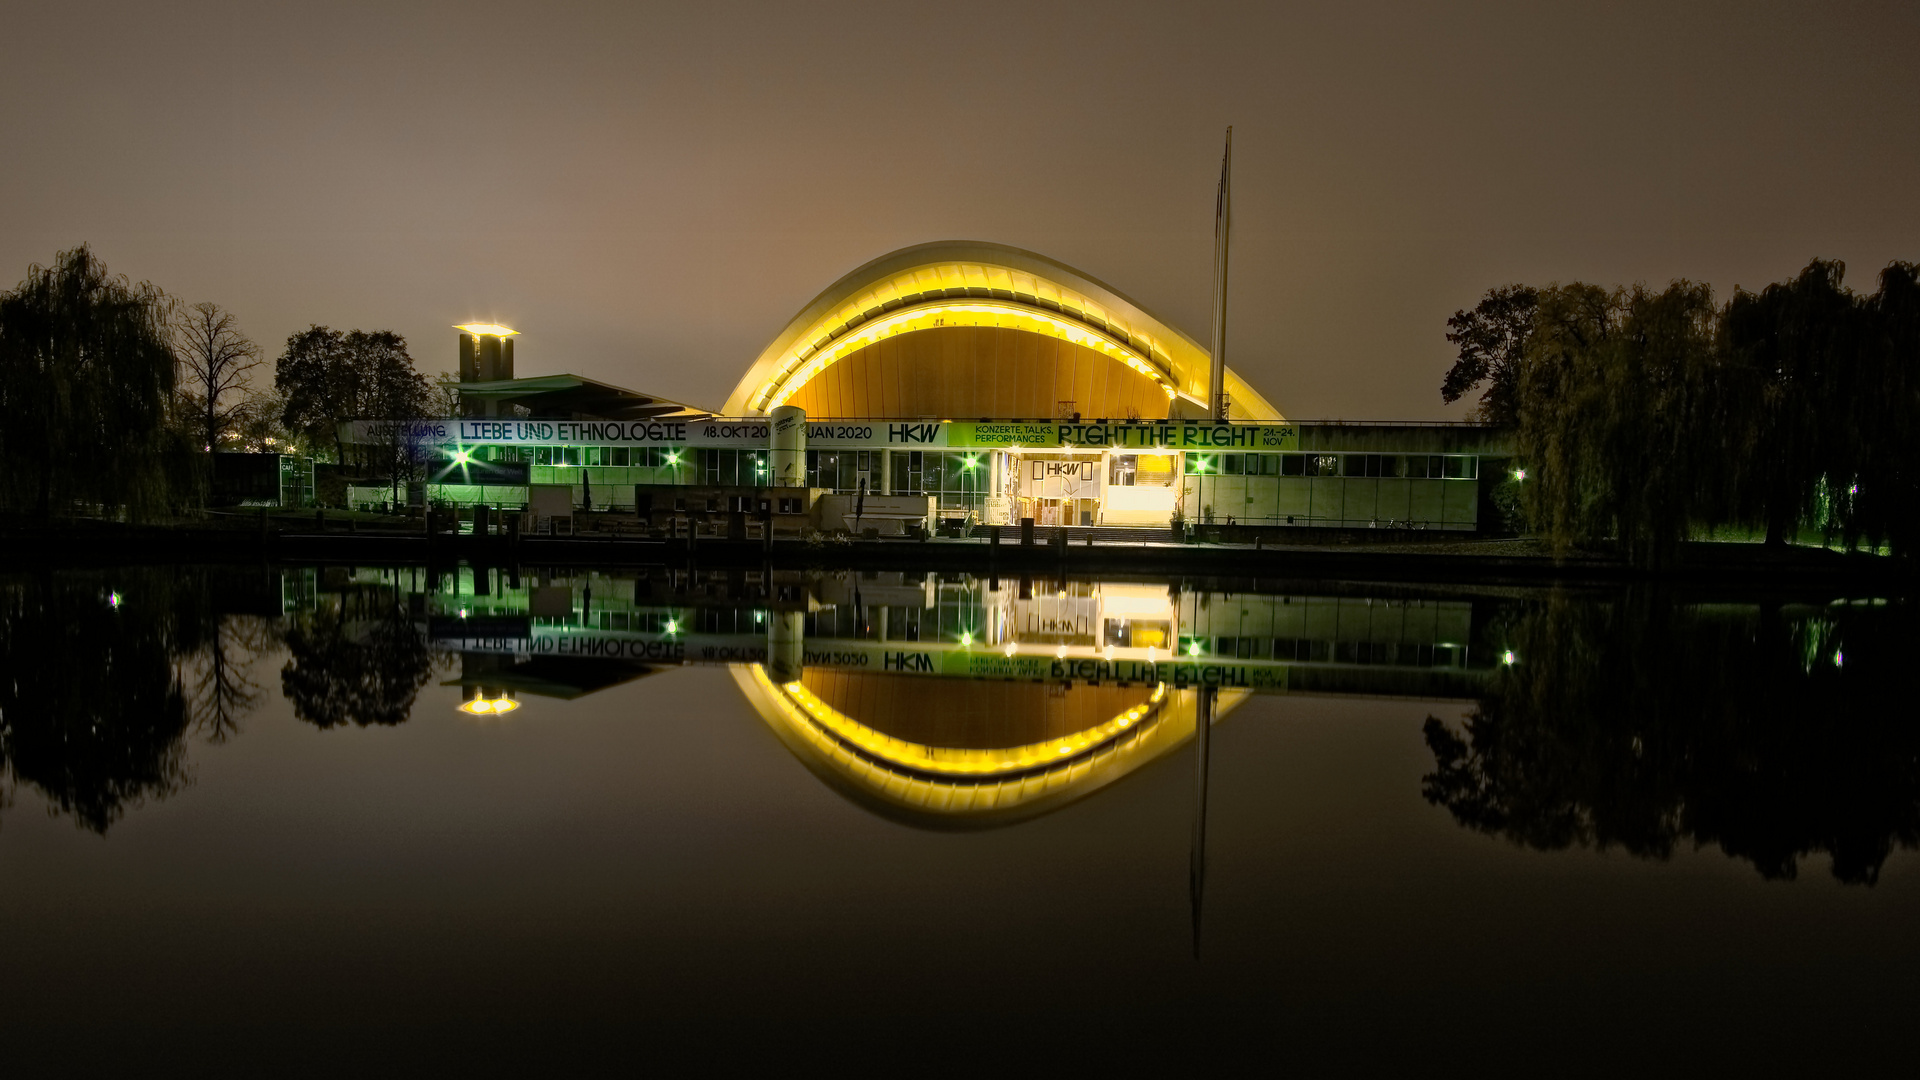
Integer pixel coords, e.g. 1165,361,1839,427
5,0,1918,420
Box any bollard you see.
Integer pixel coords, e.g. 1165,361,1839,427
1020,517,1035,546
315,509,325,532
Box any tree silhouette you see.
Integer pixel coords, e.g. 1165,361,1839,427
1453,259,1920,559
0,245,188,518
1423,592,1920,884
1515,282,1721,568
1721,260,1871,545
174,301,262,453
1442,284,1536,427
276,326,432,471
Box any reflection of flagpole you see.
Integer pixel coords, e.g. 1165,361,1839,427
1190,684,1216,959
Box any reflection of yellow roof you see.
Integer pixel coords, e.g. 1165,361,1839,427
731,664,1248,829
724,241,1282,420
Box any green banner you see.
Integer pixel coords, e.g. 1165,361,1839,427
1055,422,1298,450
945,422,1062,448
944,421,1297,451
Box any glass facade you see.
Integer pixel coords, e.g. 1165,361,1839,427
802,449,985,510
384,429,1499,533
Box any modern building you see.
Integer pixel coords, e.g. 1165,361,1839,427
345,241,1510,531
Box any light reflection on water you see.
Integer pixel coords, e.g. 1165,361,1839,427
1,565,1916,1068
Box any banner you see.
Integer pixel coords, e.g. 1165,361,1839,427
347,418,1299,453
944,422,1061,448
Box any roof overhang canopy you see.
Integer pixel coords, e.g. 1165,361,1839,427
458,374,710,422
724,240,1282,421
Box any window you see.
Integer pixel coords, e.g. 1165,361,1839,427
1222,454,1242,475
1216,636,1270,659
1343,454,1424,478
1135,454,1177,485
1405,451,1474,476
612,447,630,467
534,446,552,466
561,446,580,466
1280,454,1304,476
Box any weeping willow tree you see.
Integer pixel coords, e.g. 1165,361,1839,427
1853,263,1920,555
1515,281,1722,569
0,245,188,519
1720,260,1870,546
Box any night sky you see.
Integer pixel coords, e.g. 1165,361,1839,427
5,1,1917,420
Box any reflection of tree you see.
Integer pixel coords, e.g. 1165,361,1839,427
0,571,226,833
280,591,437,728
1423,593,1920,884
178,617,274,744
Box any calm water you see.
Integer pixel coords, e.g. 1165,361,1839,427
2,565,1916,1072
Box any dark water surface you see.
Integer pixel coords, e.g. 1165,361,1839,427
2,566,1916,1073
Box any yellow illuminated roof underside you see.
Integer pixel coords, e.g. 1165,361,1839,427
757,300,1174,412
455,323,519,337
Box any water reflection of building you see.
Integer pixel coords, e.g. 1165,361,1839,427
349,566,1494,826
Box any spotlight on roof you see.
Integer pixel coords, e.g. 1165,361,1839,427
454,323,519,337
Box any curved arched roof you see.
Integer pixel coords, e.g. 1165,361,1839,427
723,240,1282,420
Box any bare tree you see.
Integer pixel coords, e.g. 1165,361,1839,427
433,371,463,417
176,302,262,451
